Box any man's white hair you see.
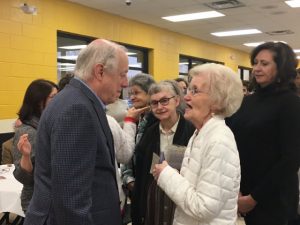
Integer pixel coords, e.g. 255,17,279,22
75,39,127,81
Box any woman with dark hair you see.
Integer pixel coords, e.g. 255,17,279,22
12,79,58,212
227,42,300,225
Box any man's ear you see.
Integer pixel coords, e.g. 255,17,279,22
94,64,104,80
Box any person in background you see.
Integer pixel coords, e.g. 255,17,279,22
107,106,148,224
227,42,300,225
2,138,13,164
12,79,58,212
23,39,129,225
153,63,243,225
57,72,75,91
121,73,157,194
107,98,128,127
242,80,250,96
294,68,300,96
175,78,188,94
288,67,300,225
132,80,195,225
1,119,23,164
174,78,188,113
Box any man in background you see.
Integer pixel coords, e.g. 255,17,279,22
24,39,129,225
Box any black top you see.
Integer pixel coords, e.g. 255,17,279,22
227,83,300,220
131,115,195,225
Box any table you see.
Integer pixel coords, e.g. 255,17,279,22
0,164,25,217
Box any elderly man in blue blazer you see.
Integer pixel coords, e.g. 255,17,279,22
23,39,129,225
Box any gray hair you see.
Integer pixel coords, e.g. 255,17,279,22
189,63,243,118
129,73,155,93
75,39,127,81
148,80,184,112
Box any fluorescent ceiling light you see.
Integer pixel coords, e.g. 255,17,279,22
297,56,300,59
294,49,300,53
58,63,75,67
59,68,75,72
211,29,262,37
243,42,265,47
129,63,142,68
162,11,224,22
244,41,289,47
127,52,137,56
59,45,87,50
57,56,78,60
285,0,300,8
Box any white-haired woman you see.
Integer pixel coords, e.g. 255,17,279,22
153,63,244,225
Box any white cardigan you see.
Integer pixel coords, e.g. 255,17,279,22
157,116,240,225
107,115,136,209
107,115,136,164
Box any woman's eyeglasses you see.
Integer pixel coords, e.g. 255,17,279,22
128,91,143,96
187,87,208,96
150,96,175,108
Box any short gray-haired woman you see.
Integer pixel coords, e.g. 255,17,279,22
153,63,244,225
121,73,157,194
132,80,195,225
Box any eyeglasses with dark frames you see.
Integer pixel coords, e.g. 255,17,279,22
150,96,175,108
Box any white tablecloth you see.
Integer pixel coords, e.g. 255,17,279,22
0,164,25,217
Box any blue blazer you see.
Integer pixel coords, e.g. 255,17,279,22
24,78,122,225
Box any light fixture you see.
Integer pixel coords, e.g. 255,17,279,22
294,49,300,53
211,29,262,37
126,52,137,56
162,11,224,22
285,0,300,8
59,45,87,50
58,63,76,72
244,41,289,47
20,3,37,15
243,42,265,47
57,56,78,60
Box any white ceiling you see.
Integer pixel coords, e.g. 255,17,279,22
67,0,300,55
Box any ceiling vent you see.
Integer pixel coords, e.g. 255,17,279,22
266,30,294,35
204,0,245,10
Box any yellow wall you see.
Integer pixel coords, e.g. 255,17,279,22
0,0,251,119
